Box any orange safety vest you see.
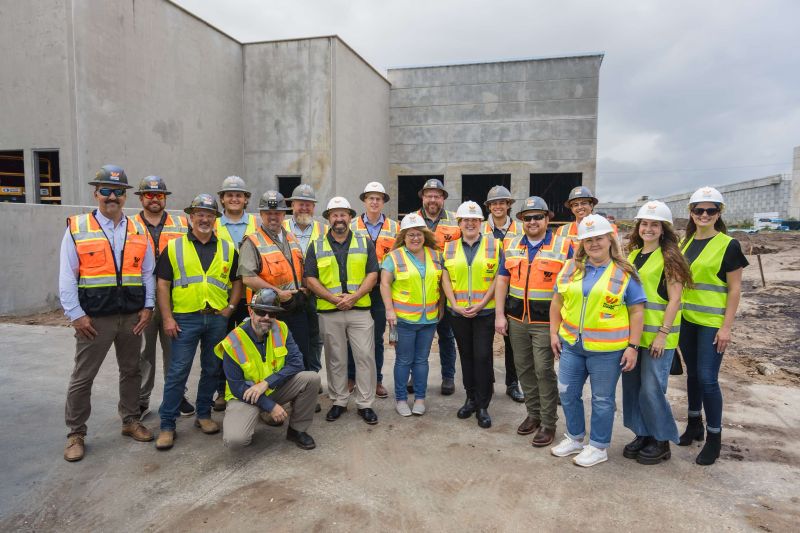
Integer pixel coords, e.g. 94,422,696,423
416,209,460,249
481,218,522,250
351,215,398,262
503,232,570,323
132,212,188,258
244,227,304,301
556,221,619,252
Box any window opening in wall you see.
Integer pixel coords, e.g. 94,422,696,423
397,175,444,219
0,151,25,203
462,174,511,219
34,150,60,205
530,173,583,223
277,175,301,201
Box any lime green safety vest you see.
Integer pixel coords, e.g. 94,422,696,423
681,232,732,328
388,247,442,322
215,214,257,250
556,259,631,351
167,235,234,313
628,248,681,349
312,233,371,311
214,319,289,401
443,235,499,311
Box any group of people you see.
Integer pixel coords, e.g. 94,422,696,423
60,165,747,469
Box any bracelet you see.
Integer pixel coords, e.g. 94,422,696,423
658,326,671,334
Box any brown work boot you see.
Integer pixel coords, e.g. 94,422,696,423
194,418,220,434
121,421,154,442
213,394,227,412
155,430,176,450
259,411,284,427
531,426,556,447
517,416,541,435
376,382,388,399
64,434,85,462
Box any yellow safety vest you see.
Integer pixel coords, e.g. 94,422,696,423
167,235,234,313
387,247,442,322
282,219,329,257
680,233,732,328
481,218,522,250
215,319,289,401
311,233,371,311
443,235,499,310
215,214,257,249
556,259,631,351
628,248,681,349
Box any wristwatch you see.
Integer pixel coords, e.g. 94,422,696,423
227,304,236,311
144,306,154,311
627,343,640,350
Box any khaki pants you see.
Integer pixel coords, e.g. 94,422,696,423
508,320,558,430
138,305,174,408
223,371,321,448
65,313,142,435
319,310,375,409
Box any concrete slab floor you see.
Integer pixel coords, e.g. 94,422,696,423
0,323,798,532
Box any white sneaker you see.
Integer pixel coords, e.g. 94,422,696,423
396,401,412,417
412,400,426,416
551,435,585,457
573,445,608,467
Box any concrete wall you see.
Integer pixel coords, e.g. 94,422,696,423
388,55,602,212
790,146,800,219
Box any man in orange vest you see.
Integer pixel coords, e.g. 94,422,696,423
131,176,193,420
59,165,156,462
495,196,572,448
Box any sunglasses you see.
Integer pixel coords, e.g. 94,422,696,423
98,187,126,197
522,214,547,221
143,192,166,200
691,207,720,217
252,308,272,317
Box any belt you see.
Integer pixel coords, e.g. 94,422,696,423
198,307,221,315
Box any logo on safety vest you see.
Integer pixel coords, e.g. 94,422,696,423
602,295,619,310
133,256,140,267
444,234,453,241
486,262,495,270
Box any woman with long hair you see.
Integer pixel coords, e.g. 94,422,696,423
678,187,748,465
380,213,442,417
623,201,692,465
549,214,646,467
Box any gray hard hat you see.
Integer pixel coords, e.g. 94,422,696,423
516,196,553,221
135,176,171,195
184,193,222,217
287,183,317,203
248,288,284,313
258,190,291,211
484,185,514,206
89,165,132,188
217,176,251,196
418,178,449,199
564,186,598,207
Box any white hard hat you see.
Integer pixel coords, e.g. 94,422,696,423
400,213,427,231
635,200,673,225
322,196,356,219
689,186,725,207
360,181,390,202
455,201,484,220
576,214,615,240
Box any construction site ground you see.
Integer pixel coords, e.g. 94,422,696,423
1,232,798,532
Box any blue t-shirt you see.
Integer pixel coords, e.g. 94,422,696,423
219,214,250,250
381,249,436,324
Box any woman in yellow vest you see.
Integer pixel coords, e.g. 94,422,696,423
549,214,645,467
678,187,748,465
380,213,442,417
442,201,500,428
623,201,692,465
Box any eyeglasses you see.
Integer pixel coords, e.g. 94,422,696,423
691,207,720,217
406,233,423,240
423,194,443,200
522,214,547,221
252,308,272,317
98,188,126,197
143,192,165,200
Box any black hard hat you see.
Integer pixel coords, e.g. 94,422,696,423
258,190,291,211
184,193,222,217
564,186,598,208
135,176,171,195
248,288,284,313
89,165,132,188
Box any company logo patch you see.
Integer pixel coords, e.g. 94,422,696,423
133,256,141,267
605,296,619,305
571,187,582,195
585,220,595,228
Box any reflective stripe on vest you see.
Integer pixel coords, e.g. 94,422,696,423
504,233,570,321
389,247,441,322
556,259,631,351
628,247,681,349
312,233,371,311
168,235,234,313
443,235,499,310
69,213,147,288
215,214,257,250
132,213,188,257
214,319,289,401
282,219,329,257
417,209,461,249
351,216,398,262
481,219,522,250
680,232,731,327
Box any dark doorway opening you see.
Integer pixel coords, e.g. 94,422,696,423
530,173,582,223
462,174,511,218
277,175,301,201
397,175,444,218
0,150,25,203
35,151,60,204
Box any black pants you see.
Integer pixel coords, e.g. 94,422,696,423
503,334,519,386
282,307,311,369
304,295,323,372
450,313,495,409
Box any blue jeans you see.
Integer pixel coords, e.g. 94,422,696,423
347,288,386,382
437,313,457,380
159,312,228,430
394,321,437,401
622,348,680,443
558,340,623,449
678,319,724,432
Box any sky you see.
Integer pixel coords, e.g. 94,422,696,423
174,0,799,202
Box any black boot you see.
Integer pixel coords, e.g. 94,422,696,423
476,408,492,428
696,431,721,465
457,398,476,419
623,436,651,459
637,440,671,465
678,416,704,446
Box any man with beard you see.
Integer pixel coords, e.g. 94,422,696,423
154,194,243,450
60,165,155,461
414,178,459,395
131,176,193,420
305,197,380,425
555,186,617,252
